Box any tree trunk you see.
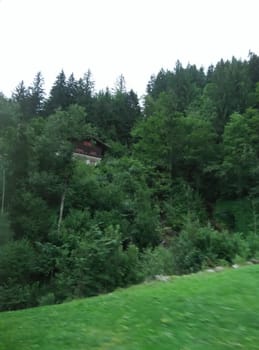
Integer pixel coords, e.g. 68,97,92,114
57,189,66,233
1,167,5,215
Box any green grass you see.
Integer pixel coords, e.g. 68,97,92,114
1,266,259,350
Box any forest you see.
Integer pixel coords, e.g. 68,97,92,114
1,52,259,311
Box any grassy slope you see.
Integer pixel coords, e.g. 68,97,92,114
1,266,259,350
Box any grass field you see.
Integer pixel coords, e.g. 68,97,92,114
1,265,259,350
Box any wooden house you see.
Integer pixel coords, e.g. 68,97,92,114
73,138,109,165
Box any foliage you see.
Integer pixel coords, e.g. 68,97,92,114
214,199,254,233
0,94,19,130
1,53,259,310
220,113,257,197
133,100,218,195
54,215,142,301
162,180,207,231
12,72,45,119
0,239,40,310
245,232,259,258
139,246,174,278
171,220,250,274
0,214,13,245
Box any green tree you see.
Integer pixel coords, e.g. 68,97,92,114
206,57,251,134
221,113,257,197
133,96,217,193
12,73,45,119
248,51,259,85
0,94,19,130
5,104,95,240
145,62,205,115
29,72,45,116
44,70,69,115
12,81,31,120
74,70,95,114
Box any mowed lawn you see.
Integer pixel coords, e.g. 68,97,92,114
1,265,259,350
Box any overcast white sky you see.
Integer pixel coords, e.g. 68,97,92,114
0,0,258,98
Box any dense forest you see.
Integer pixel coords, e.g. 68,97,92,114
1,52,259,310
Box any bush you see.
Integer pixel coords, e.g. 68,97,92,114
0,239,38,284
119,244,143,285
0,214,13,245
245,232,259,258
139,246,174,279
171,220,250,274
163,180,207,231
0,282,40,311
214,199,253,233
38,292,56,306
54,215,143,302
0,239,45,311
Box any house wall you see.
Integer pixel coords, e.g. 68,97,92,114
73,152,101,166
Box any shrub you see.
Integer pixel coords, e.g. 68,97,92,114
0,214,13,245
214,199,253,233
163,180,207,231
139,246,174,279
0,239,38,284
54,214,143,302
245,232,259,258
119,244,142,285
0,239,44,311
0,282,41,311
171,220,250,274
38,292,56,306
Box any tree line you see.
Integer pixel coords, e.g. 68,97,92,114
1,52,259,310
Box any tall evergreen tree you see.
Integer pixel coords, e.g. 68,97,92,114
12,81,31,120
44,70,69,115
12,73,45,120
29,72,45,116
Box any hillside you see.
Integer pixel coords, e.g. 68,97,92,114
1,265,259,350
1,55,259,310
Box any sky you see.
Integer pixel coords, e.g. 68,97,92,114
0,0,258,98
